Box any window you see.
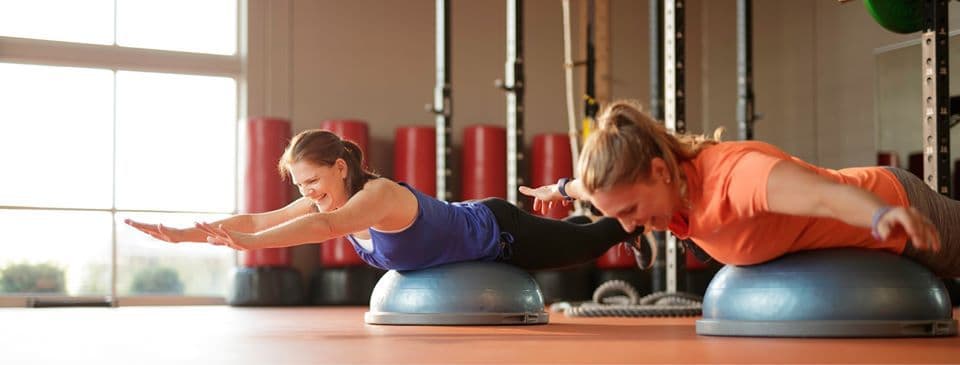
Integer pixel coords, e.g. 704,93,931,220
0,0,241,305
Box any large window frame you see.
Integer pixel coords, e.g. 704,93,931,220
0,0,248,307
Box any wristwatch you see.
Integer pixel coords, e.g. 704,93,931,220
557,177,575,201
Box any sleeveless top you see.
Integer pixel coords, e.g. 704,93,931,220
345,182,503,270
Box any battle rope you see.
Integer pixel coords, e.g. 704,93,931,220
552,280,703,317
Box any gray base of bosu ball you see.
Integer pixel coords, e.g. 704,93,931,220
365,261,549,325
311,266,385,305
229,267,305,306
696,248,958,338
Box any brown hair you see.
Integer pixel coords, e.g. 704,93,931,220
278,129,380,196
577,100,721,194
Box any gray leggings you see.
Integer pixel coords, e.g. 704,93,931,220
886,167,960,277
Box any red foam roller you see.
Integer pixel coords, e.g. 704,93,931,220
321,120,370,168
318,119,369,267
242,117,293,268
908,152,923,179
877,151,900,168
686,250,708,270
462,125,507,200
531,133,573,219
595,243,636,269
395,126,436,196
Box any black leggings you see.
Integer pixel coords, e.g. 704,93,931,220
479,198,637,270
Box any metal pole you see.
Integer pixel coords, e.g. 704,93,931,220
650,0,663,120
664,0,685,294
922,0,950,196
432,0,452,201
649,0,667,294
504,0,526,207
736,0,755,141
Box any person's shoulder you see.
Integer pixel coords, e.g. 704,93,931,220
353,177,394,198
704,140,785,155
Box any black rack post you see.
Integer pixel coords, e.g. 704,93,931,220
664,0,686,293
649,0,667,294
503,0,526,207
585,0,598,120
649,0,664,121
431,0,453,201
736,0,755,141
922,0,950,196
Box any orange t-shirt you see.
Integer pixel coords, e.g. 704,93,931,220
668,141,909,265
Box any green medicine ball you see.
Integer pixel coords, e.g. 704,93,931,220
863,0,924,34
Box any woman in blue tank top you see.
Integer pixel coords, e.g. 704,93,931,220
125,129,654,271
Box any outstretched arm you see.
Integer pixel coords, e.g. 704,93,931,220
766,160,940,252
124,197,317,243
198,181,396,250
519,179,589,216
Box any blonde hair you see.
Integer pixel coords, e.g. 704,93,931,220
577,100,722,193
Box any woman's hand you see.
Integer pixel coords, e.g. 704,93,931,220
124,219,184,243
519,184,569,216
194,222,257,250
874,206,942,253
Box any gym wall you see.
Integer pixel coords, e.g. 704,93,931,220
247,0,960,172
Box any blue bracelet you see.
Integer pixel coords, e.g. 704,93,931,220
871,206,895,241
557,177,574,201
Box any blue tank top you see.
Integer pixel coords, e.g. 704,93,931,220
346,182,503,271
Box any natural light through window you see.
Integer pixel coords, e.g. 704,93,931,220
0,0,240,303
0,0,114,45
117,212,234,297
0,63,114,209
115,71,237,213
0,210,112,296
117,0,238,55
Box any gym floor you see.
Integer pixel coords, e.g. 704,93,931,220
5,306,957,364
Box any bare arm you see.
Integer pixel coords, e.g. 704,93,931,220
766,160,940,251
125,197,317,243
199,180,399,250
519,179,588,215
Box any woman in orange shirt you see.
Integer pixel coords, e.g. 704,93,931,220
525,100,954,277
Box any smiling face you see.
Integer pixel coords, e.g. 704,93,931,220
288,159,349,212
588,158,681,233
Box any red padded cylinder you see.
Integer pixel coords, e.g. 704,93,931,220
242,117,293,268
908,152,923,179
394,126,436,196
686,249,708,270
877,151,900,168
531,133,573,219
320,120,370,168
462,125,507,200
595,243,635,269
318,119,369,267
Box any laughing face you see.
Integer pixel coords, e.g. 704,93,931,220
587,157,682,233
288,159,350,212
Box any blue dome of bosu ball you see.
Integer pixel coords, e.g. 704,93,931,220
364,261,549,325
697,248,957,337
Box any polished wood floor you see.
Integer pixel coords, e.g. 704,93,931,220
2,306,958,364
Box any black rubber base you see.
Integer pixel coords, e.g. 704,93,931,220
311,266,385,305
532,264,595,304
229,267,304,306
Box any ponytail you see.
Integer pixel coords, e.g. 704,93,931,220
578,100,721,193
